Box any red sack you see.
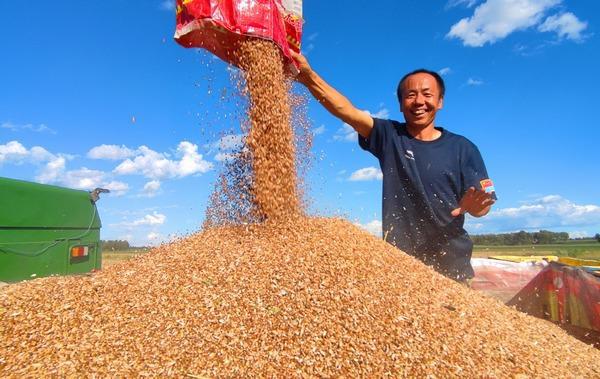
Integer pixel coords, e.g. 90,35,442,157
174,0,303,73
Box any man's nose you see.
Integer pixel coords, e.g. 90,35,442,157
414,93,425,104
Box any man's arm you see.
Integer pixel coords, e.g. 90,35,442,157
291,52,374,138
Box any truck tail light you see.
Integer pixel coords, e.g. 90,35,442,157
71,246,89,258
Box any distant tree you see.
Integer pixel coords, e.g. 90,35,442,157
558,232,569,242
473,230,575,246
101,240,130,251
595,233,600,243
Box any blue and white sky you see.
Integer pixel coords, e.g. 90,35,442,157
1,0,599,245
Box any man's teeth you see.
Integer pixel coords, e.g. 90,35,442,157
413,110,426,115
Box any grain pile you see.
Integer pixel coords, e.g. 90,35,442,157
2,218,600,377
2,39,600,377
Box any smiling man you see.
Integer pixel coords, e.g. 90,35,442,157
292,52,496,282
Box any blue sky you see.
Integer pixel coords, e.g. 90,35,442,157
1,0,599,245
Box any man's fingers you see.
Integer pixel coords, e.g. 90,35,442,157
451,208,463,217
482,198,495,207
472,191,485,203
459,187,476,205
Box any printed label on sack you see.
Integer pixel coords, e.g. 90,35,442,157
480,179,495,193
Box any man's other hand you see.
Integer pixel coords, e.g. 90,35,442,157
451,187,495,218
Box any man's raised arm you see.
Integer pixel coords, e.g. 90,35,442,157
291,52,373,139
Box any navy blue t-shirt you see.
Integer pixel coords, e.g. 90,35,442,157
359,118,496,280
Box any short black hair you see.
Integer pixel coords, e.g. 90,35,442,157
396,69,445,103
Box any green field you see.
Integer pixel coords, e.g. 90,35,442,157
473,242,600,260
102,242,600,267
102,249,148,267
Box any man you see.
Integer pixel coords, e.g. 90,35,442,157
292,52,496,282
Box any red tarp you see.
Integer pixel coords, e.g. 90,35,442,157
174,0,303,73
508,262,600,333
471,258,545,303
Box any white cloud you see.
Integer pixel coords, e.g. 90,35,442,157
334,123,356,142
0,140,30,164
0,142,72,184
29,146,55,162
36,156,67,183
466,195,600,234
147,232,161,241
349,167,383,182
36,161,127,193
313,125,326,136
1,141,129,195
215,134,244,151
439,67,452,76
568,231,590,239
88,144,136,160
124,212,167,227
142,180,161,198
207,134,245,162
1,122,56,134
177,141,211,176
538,12,587,41
214,152,238,162
371,108,391,119
104,181,130,197
466,78,484,86
447,0,561,47
333,108,389,142
307,33,319,41
303,43,316,55
57,167,106,189
38,167,128,195
114,141,212,179
355,220,383,237
446,0,480,8
302,33,319,55
159,0,175,11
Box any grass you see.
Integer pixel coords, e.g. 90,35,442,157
473,242,600,260
102,249,149,268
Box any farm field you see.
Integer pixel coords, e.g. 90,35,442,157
102,249,148,267
473,242,600,260
101,242,600,267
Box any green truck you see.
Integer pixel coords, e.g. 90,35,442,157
0,177,108,283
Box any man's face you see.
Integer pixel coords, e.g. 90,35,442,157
400,73,444,129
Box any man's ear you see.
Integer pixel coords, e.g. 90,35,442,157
437,96,444,110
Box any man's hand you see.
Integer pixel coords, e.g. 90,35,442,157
451,187,495,218
290,51,312,85
287,50,374,138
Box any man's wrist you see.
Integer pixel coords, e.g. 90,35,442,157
298,69,317,86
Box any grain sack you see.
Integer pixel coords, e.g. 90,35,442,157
175,0,303,73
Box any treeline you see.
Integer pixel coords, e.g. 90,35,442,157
472,230,570,246
101,240,130,251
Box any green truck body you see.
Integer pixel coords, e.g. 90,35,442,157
0,177,105,283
